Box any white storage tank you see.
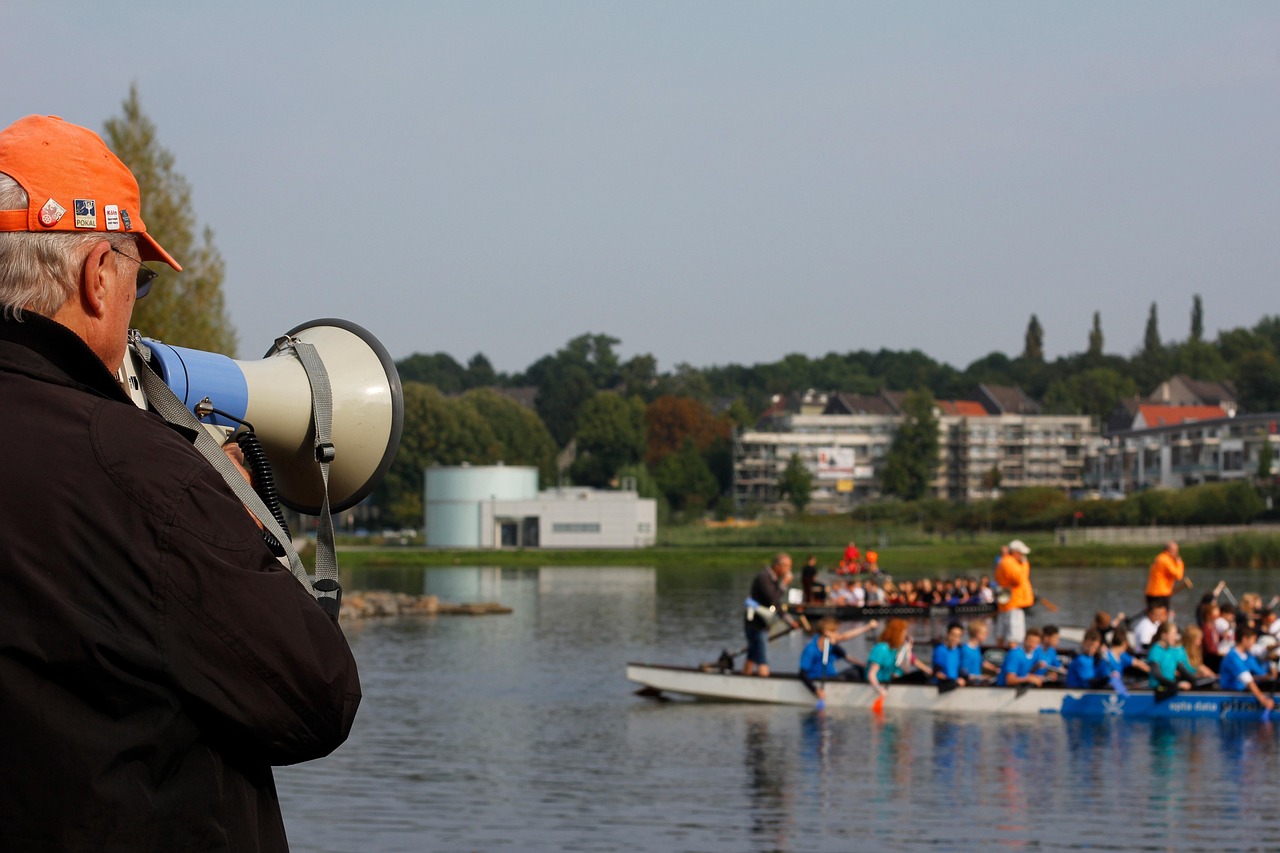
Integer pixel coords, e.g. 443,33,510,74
424,464,538,547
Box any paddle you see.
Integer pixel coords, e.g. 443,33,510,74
702,622,798,672
816,637,830,710
1036,596,1059,613
871,692,884,714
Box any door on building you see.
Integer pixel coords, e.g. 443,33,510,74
499,521,518,547
522,516,540,547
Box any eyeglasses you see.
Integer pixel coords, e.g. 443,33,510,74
110,245,159,299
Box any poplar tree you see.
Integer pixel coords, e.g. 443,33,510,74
1023,315,1044,361
1143,303,1161,356
1088,311,1104,357
103,85,237,354
1191,294,1204,342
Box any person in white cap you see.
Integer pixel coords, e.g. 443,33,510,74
995,539,1035,648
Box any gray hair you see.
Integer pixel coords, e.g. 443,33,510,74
0,172,133,320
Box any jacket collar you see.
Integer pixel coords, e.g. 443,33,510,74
0,313,133,404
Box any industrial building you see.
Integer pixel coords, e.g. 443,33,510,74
424,464,656,549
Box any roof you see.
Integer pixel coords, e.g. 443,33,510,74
976,384,1041,415
937,400,990,417
1134,404,1229,429
1148,375,1238,407
823,392,899,416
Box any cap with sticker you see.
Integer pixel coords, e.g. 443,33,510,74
0,115,180,270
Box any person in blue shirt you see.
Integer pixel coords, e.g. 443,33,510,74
1065,629,1108,689
1031,625,1064,683
932,622,966,689
959,620,998,685
799,616,879,703
1219,625,1276,711
997,627,1045,688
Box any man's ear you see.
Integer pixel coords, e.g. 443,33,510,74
80,240,113,318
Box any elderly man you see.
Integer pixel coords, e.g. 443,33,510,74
0,115,360,852
994,539,1035,648
1146,540,1189,610
742,552,798,677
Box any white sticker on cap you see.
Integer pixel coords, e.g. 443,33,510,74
104,205,120,231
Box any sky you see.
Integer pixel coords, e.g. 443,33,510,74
3,2,1278,375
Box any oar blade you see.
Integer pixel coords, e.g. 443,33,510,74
871,693,884,714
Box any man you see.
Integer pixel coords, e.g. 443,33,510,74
995,539,1035,648
1219,625,1276,712
997,626,1045,688
742,552,797,677
1031,624,1063,683
0,115,360,851
1131,602,1168,655
1146,541,1189,610
931,622,967,689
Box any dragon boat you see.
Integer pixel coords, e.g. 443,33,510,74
626,663,1275,720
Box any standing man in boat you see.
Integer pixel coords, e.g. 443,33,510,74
743,552,798,677
0,115,360,851
995,539,1035,649
1146,541,1190,610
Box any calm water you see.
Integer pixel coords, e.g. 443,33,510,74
277,563,1280,852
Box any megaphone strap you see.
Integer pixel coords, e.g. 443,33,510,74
130,339,318,597
282,338,340,618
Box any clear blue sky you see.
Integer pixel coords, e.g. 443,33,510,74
4,2,1278,374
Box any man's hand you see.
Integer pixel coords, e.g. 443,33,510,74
222,441,253,486
221,441,263,529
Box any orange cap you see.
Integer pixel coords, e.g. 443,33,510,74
0,115,181,270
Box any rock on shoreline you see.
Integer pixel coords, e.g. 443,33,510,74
339,590,512,620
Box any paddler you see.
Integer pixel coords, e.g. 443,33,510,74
742,553,798,677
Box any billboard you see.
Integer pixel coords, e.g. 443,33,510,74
814,447,855,480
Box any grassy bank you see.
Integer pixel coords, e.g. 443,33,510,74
329,525,1280,572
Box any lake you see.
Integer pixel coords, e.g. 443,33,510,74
276,563,1280,851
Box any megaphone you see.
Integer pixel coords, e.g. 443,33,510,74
119,318,404,514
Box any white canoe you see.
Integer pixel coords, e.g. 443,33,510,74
626,663,1274,720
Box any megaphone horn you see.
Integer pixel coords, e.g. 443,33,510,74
132,318,404,514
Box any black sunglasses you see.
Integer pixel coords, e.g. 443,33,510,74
110,245,159,299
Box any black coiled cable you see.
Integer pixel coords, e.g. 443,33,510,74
235,431,291,557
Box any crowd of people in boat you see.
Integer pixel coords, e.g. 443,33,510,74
751,544,1279,709
800,551,996,609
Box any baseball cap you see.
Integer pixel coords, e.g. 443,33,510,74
1008,539,1031,555
0,115,181,270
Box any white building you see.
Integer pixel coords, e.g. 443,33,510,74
1086,411,1280,493
424,464,656,549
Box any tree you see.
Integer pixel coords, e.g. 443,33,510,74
1023,315,1044,362
458,388,557,483
652,438,721,514
777,453,813,513
396,352,467,392
465,353,497,388
1088,311,1104,358
104,85,236,354
1191,294,1204,342
524,333,622,446
569,392,645,487
375,382,500,526
1143,302,1162,356
1260,440,1274,481
643,396,729,466
880,389,940,501
1043,368,1139,419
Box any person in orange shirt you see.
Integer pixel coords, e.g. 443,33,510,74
995,540,1035,648
1146,541,1189,610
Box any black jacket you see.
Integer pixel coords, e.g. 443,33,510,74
0,315,361,852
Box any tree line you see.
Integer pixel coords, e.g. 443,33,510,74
107,89,1280,528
